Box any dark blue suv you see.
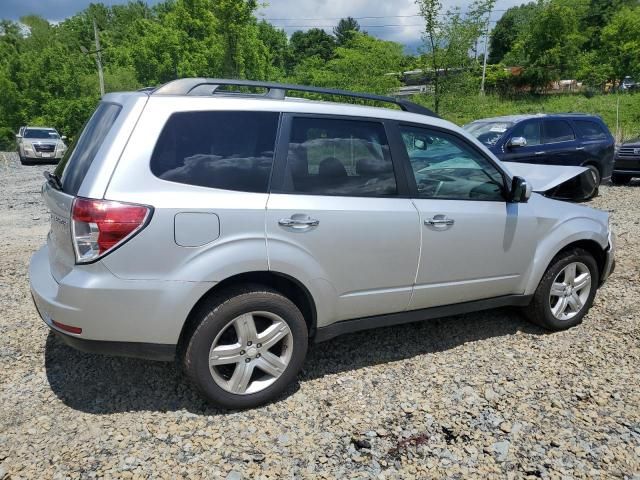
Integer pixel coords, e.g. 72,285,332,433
464,114,615,198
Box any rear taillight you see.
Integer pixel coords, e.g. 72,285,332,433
71,197,151,263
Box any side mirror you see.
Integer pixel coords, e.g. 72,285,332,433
510,176,532,203
15,134,22,139
508,136,527,148
61,135,67,141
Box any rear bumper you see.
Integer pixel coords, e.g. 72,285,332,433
29,245,214,360
47,327,175,361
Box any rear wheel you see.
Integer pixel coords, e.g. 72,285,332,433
183,286,308,409
524,248,599,331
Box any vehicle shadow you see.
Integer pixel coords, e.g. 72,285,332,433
45,308,544,415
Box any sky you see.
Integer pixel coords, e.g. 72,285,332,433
0,0,524,51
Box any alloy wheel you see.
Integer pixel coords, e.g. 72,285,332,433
208,311,293,395
549,261,592,321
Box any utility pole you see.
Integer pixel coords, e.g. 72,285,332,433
480,12,491,96
93,18,105,97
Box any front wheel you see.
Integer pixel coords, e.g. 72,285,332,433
183,286,308,409
523,248,599,330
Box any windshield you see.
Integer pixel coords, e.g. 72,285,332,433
24,129,59,140
464,121,513,147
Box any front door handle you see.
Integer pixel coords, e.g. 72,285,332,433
535,151,545,155
425,215,455,227
278,216,320,229
575,146,585,151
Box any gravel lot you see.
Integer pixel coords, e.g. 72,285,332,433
1,151,639,479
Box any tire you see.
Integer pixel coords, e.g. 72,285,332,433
523,248,599,331
584,165,600,199
182,285,308,409
612,174,632,185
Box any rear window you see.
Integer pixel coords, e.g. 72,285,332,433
55,102,122,195
150,111,280,193
574,120,608,140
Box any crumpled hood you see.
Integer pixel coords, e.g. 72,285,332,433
504,163,588,192
503,162,596,201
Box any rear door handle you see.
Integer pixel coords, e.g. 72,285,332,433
425,216,455,227
278,216,320,229
575,146,585,151
535,151,545,156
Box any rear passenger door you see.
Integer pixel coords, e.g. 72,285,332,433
266,114,421,324
542,119,581,166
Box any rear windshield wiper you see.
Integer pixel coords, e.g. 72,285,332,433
44,171,63,191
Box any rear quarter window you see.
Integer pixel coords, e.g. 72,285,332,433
55,102,122,195
150,111,280,193
574,120,608,140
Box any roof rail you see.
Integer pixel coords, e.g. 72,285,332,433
151,78,439,118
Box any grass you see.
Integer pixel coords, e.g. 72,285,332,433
414,92,640,142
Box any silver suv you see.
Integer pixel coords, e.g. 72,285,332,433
16,126,67,164
30,79,615,408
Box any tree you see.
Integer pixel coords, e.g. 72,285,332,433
333,17,361,46
257,20,289,79
292,33,403,95
601,5,640,84
506,2,582,91
488,3,539,64
416,0,495,112
211,0,269,79
289,28,336,66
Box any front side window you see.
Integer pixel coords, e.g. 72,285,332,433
400,125,504,201
543,120,575,143
509,120,541,146
151,111,280,193
282,117,397,196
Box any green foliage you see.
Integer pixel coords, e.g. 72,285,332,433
488,2,539,64
0,0,638,150
289,28,336,66
601,5,640,83
333,17,361,46
505,2,582,91
416,0,495,112
292,33,403,95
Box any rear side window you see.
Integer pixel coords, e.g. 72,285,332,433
543,120,575,143
56,102,122,195
282,117,397,196
151,111,279,193
574,120,608,140
151,111,280,193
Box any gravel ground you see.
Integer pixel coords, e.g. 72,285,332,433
1,151,639,479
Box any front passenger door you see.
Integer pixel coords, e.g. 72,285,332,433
501,119,543,164
398,125,538,310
